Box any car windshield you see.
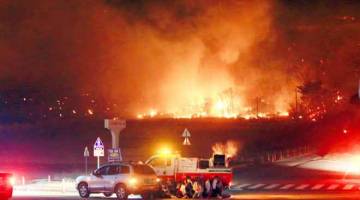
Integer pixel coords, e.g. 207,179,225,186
132,164,155,175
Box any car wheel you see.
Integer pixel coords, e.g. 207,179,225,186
142,192,155,199
103,192,113,197
78,182,90,198
115,184,127,200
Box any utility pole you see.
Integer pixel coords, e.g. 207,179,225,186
358,79,360,99
256,97,259,118
295,88,298,118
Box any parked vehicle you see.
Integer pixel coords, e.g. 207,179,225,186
76,162,159,199
146,152,232,198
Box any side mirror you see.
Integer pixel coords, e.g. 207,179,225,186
92,170,101,177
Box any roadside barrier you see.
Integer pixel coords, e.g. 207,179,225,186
231,145,315,166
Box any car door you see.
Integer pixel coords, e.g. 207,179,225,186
147,157,174,176
102,165,120,191
118,165,131,184
88,165,109,192
102,164,131,191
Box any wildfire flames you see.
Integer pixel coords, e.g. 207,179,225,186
137,102,289,119
1,0,357,121
127,0,297,120
212,140,240,159
136,88,290,119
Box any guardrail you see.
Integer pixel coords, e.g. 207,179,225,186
231,145,315,165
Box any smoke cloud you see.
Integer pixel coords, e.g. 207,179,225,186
1,0,359,117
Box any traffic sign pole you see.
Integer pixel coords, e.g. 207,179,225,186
93,137,104,169
97,156,100,169
85,156,88,174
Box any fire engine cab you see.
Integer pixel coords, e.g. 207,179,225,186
145,151,232,196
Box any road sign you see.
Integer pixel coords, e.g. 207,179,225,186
182,128,191,137
93,137,104,157
108,148,122,162
84,146,90,157
183,137,191,145
182,128,191,145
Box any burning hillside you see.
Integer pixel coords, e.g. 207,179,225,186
0,1,359,121
128,0,295,119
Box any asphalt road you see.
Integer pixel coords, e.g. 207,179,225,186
12,154,360,200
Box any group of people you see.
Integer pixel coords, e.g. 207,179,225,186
175,176,224,199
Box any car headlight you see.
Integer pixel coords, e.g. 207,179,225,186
8,176,16,186
128,178,138,186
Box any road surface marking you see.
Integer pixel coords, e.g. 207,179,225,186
280,184,295,190
343,184,355,190
248,184,265,189
232,183,251,190
311,184,325,190
264,184,280,190
327,184,339,190
295,184,309,190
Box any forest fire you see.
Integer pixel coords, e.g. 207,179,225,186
0,0,356,122
136,92,290,119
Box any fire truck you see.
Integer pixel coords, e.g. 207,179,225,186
145,151,232,197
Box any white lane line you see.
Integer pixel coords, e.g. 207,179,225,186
343,184,355,190
232,183,252,190
311,184,325,190
280,184,295,190
264,184,280,190
327,184,339,190
248,184,265,190
295,184,310,190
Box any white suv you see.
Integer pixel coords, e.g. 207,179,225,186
76,163,159,199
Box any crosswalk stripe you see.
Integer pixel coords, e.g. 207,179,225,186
343,184,355,190
280,184,295,190
311,184,325,190
264,184,280,190
295,184,309,190
327,184,339,190
248,184,265,189
232,183,251,190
